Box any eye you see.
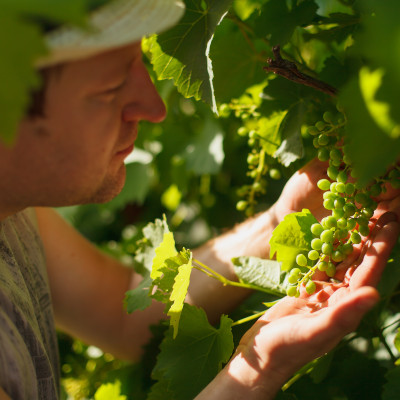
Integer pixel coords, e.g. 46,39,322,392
96,79,127,101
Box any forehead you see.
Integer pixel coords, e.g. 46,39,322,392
59,41,143,87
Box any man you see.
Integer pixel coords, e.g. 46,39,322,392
0,0,399,399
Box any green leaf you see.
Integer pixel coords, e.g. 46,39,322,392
168,252,193,338
151,232,178,280
254,0,318,45
148,304,234,400
210,18,266,103
124,275,152,313
382,366,400,400
258,111,286,156
232,256,286,295
274,101,306,166
269,209,317,271
148,0,234,111
151,250,193,337
340,74,400,186
133,218,171,276
181,115,225,175
94,380,127,400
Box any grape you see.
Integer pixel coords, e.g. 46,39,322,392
342,243,354,255
237,126,248,137
327,166,339,180
347,218,357,230
323,111,334,124
308,126,319,136
320,229,334,243
330,148,342,161
316,121,326,131
311,238,323,250
337,218,348,229
287,285,298,297
308,250,319,261
351,232,361,244
296,254,308,267
325,216,337,229
343,203,356,218
332,209,344,220
318,261,328,271
323,191,337,200
322,243,333,255
306,280,316,295
318,134,329,146
236,200,248,211
359,224,370,237
311,223,324,236
345,183,355,195
318,179,331,191
334,197,345,209
332,250,344,262
318,148,330,162
336,182,345,193
326,263,336,277
219,103,231,118
323,199,335,210
288,268,302,284
337,171,348,184
269,168,281,180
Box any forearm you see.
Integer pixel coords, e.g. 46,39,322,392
195,352,283,400
187,205,279,323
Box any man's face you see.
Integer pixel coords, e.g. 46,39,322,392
1,41,166,210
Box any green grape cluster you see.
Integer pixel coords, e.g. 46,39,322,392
219,103,282,217
287,107,399,298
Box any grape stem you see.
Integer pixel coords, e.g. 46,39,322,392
192,258,284,297
264,45,338,97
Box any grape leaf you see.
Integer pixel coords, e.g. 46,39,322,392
167,252,193,338
340,74,400,186
151,232,177,280
151,249,193,338
232,256,286,295
274,101,306,166
254,0,318,46
148,304,234,400
94,380,127,400
181,115,225,175
258,111,286,156
382,366,400,400
269,209,317,271
124,275,152,313
132,218,171,276
148,0,234,112
210,18,266,103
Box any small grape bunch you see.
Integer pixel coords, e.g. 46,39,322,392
235,124,282,216
286,108,389,297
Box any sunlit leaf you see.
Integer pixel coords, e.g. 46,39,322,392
270,209,317,271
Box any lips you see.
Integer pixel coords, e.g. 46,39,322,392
116,143,134,158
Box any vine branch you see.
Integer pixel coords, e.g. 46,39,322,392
264,45,338,97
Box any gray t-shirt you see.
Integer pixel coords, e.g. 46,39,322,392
0,208,60,399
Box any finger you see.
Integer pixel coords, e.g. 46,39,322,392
303,287,379,353
350,220,400,289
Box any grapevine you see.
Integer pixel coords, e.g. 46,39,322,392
287,106,400,297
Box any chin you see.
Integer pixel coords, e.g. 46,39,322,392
89,166,127,204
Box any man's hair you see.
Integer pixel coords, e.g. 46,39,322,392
27,66,63,118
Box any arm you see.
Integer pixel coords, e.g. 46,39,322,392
35,204,280,358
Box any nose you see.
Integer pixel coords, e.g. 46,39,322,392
122,61,167,124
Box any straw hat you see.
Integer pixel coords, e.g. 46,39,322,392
36,0,185,68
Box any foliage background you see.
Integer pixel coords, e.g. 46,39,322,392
2,0,400,398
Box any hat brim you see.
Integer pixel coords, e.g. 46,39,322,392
36,0,185,68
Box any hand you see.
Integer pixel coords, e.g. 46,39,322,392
228,212,399,398
272,158,400,223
